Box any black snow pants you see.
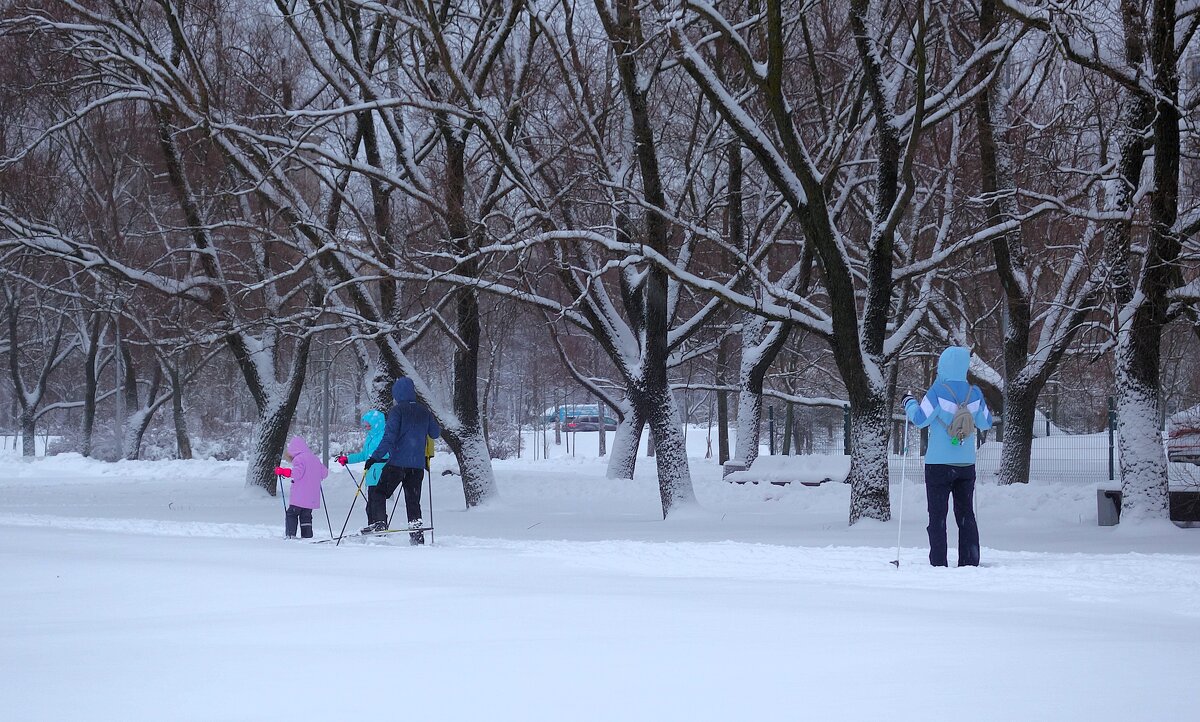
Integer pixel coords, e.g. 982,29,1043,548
286,505,314,539
367,465,424,529
924,463,979,567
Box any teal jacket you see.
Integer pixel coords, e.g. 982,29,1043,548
346,409,387,486
904,347,994,465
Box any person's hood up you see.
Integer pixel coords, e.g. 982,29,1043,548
286,436,313,458
936,347,970,383
361,409,386,431
392,377,416,404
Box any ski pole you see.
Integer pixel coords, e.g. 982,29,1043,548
891,421,909,568
335,466,369,548
320,487,334,540
426,459,435,546
387,476,404,529
278,473,288,537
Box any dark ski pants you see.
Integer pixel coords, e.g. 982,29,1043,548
286,505,314,538
924,464,979,567
367,465,424,528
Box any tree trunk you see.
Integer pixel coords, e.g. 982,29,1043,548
123,409,156,461
171,367,192,460
81,320,101,457
1116,304,1170,518
596,394,607,457
81,369,98,458
250,401,296,496
733,376,763,467
1111,0,1178,519
643,386,696,518
716,341,730,465
846,392,891,524
997,381,1039,485
731,317,787,466
607,403,644,480
228,335,311,493
442,424,496,508
20,410,35,457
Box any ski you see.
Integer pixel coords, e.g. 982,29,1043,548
311,526,434,544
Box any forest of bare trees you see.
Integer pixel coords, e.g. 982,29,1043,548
1,0,1198,523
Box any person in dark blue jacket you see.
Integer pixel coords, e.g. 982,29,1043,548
903,347,993,567
363,378,440,543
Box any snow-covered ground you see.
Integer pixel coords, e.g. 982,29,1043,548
2,444,1198,720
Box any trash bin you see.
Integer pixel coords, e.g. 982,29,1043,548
1097,488,1121,526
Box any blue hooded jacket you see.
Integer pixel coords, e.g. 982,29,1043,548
904,347,993,465
346,409,386,487
369,378,441,470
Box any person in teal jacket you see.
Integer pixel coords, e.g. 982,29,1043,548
335,409,387,492
902,347,993,567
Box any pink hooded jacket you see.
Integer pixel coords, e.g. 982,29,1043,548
285,436,327,510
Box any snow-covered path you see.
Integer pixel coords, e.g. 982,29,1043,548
2,453,1198,720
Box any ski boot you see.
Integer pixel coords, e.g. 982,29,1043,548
408,518,425,546
359,521,387,535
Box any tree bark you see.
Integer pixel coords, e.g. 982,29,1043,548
996,381,1038,485
607,403,644,480
20,410,35,457
170,365,192,460
846,390,891,523
643,386,696,517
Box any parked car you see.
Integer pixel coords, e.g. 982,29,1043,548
541,404,604,423
565,415,618,432
1167,405,1200,464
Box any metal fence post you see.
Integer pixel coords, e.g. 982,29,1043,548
843,405,851,456
768,406,775,455
1108,396,1116,482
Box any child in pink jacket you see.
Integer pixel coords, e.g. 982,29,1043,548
274,436,329,539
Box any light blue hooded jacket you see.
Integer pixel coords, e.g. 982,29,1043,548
904,347,993,465
346,409,387,486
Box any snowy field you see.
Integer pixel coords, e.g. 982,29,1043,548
2,440,1199,720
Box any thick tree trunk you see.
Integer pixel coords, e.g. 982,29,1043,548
643,386,696,517
846,391,891,524
20,411,35,457
1116,316,1170,518
250,401,296,496
228,335,311,494
997,382,1039,485
1111,0,1178,519
733,378,763,467
731,318,788,467
442,424,497,508
607,404,644,480
123,408,157,461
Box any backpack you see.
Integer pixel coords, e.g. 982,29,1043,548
940,383,976,446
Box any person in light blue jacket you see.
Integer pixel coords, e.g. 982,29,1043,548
903,347,993,567
335,409,387,491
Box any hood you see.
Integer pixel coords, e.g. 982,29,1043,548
936,347,970,383
392,377,416,404
286,435,313,457
361,409,386,431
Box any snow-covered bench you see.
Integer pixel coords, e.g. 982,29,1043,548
723,454,850,487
